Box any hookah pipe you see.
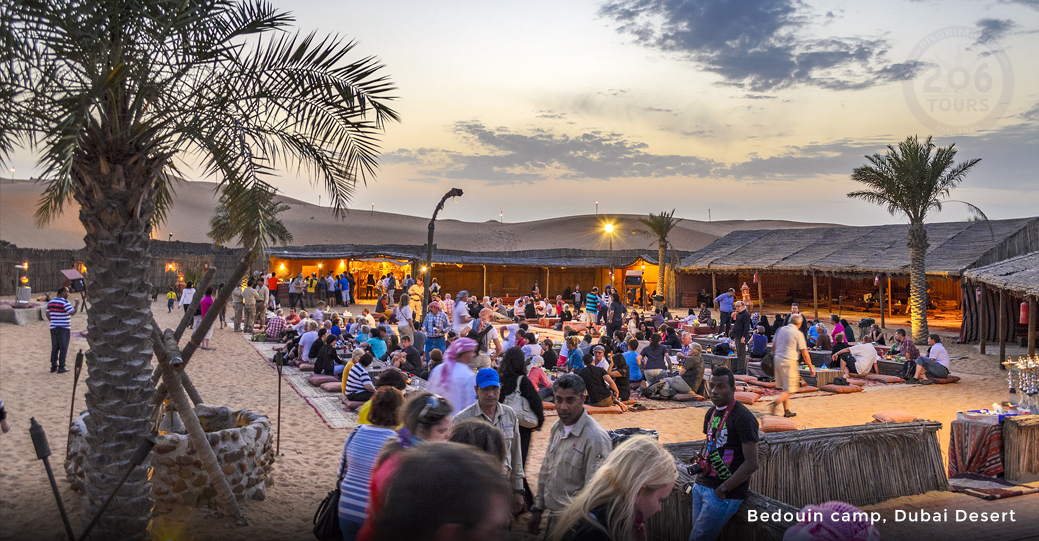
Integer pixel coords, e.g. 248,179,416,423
31,417,156,541
66,350,85,456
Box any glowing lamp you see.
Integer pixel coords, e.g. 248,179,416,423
604,224,614,233
421,266,427,272
279,263,285,270
318,263,322,268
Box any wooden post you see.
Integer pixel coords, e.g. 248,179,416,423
998,289,1007,365
1029,296,1036,358
812,272,819,319
757,274,764,315
482,265,487,298
546,267,550,299
979,283,988,354
887,276,893,318
711,272,718,309
879,274,886,329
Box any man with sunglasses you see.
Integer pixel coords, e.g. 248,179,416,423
528,374,611,537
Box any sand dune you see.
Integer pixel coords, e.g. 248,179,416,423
1,179,838,252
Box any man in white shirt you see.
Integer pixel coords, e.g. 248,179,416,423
913,334,951,383
452,290,473,333
501,322,524,350
466,308,502,359
831,343,879,379
296,320,320,364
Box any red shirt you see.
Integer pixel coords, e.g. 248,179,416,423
267,276,278,291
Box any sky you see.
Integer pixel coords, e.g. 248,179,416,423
6,0,1039,226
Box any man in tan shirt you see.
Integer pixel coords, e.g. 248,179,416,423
528,373,612,537
453,368,526,514
242,279,260,334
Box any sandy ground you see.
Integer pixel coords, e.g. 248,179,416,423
1,178,835,252
1,299,1034,541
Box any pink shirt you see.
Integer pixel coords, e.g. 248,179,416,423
527,366,551,391
831,323,845,339
199,296,214,317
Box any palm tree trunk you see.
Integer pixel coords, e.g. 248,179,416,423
908,220,930,345
74,151,166,540
657,244,666,301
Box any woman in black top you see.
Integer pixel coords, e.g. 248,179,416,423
609,353,631,401
772,314,785,338
313,333,340,376
499,348,545,509
840,319,855,342
831,333,852,369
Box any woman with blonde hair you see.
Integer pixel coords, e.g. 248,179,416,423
553,436,678,541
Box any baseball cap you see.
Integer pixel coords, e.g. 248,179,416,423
476,368,500,388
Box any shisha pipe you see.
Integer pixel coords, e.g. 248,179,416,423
30,418,76,541
66,350,85,455
276,352,283,456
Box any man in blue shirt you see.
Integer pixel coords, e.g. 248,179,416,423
47,287,78,373
622,338,643,383
715,288,735,336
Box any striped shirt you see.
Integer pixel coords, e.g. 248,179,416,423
344,364,372,394
48,297,74,329
337,425,397,522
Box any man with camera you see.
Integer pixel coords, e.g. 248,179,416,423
688,367,759,541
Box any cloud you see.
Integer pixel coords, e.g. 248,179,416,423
974,18,1016,46
384,122,717,184
536,110,568,119
999,0,1039,10
598,0,927,91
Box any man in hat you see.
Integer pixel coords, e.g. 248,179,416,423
421,301,451,358
454,368,527,514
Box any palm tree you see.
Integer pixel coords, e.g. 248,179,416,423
636,210,680,307
849,135,984,345
4,1,398,538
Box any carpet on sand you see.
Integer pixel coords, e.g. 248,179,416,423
949,473,1039,500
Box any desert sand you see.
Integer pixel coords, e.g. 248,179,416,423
1,299,1035,541
0,178,836,253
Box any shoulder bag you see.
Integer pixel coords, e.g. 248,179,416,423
505,376,539,429
313,427,358,540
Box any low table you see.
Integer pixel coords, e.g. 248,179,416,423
813,368,841,387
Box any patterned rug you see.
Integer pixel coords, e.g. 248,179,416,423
949,473,1039,500
246,339,358,430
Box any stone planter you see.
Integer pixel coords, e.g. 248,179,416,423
66,405,275,505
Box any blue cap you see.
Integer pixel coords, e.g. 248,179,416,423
476,368,500,388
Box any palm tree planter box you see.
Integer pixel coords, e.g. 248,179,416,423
67,405,275,505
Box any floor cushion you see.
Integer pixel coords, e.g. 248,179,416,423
735,391,760,405
298,363,314,372
542,401,556,411
846,378,868,386
673,393,704,402
821,384,863,394
873,410,918,423
344,400,366,411
866,374,906,384
794,385,819,393
320,381,342,393
585,404,624,415
734,375,756,383
761,416,798,433
747,379,777,388
930,375,961,384
309,374,339,386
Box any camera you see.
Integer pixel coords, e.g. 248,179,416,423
687,462,703,476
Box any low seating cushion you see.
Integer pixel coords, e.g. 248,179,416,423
585,404,624,415
542,401,556,411
930,375,961,384
320,382,342,393
747,379,777,389
344,401,366,411
795,385,819,393
734,391,760,405
298,363,314,372
865,374,906,384
309,374,338,386
760,416,798,433
673,393,704,402
734,375,756,383
873,410,918,423
821,384,863,394
846,379,868,386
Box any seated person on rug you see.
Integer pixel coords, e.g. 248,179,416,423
830,333,851,368
609,353,631,402
313,333,341,376
831,343,879,379
912,334,951,384
577,353,627,411
344,352,377,402
356,368,409,422
391,334,423,375
650,342,706,399
867,324,886,345
698,303,713,328
813,325,832,351
264,309,288,342
749,326,769,359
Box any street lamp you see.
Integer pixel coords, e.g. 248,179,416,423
604,223,615,284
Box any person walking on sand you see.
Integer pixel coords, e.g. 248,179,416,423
179,280,195,315
47,286,78,373
166,286,177,313
770,313,814,418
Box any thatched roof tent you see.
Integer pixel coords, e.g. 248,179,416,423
266,244,689,268
963,251,1039,298
680,217,1039,278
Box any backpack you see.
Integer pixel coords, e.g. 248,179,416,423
899,359,918,380
712,343,731,356
467,320,494,352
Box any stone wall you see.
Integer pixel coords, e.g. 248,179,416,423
66,405,275,506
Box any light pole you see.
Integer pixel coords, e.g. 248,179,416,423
499,211,503,224
604,223,614,289
9,168,14,181
595,201,599,215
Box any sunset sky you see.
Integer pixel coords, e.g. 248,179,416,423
7,0,1038,226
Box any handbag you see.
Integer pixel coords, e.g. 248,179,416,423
505,376,539,428
313,428,357,540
